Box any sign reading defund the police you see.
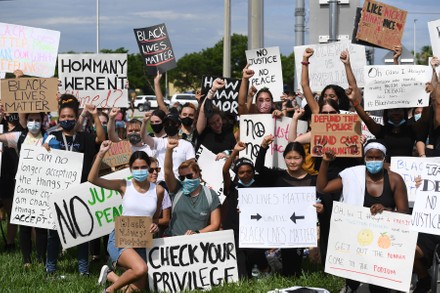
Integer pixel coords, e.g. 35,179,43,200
146,230,238,292
410,158,440,236
326,202,417,292
58,54,128,108
49,168,130,250
10,146,83,230
238,187,317,248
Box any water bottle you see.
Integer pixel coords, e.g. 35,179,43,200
251,264,260,279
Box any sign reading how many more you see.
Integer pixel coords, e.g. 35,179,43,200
326,202,417,292
147,230,238,292
355,0,407,50
1,77,59,113
58,54,128,108
363,65,432,111
49,168,130,250
238,187,317,248
11,146,83,230
294,41,366,92
246,46,283,102
201,76,241,116
0,22,60,77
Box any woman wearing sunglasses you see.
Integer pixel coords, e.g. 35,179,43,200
163,138,221,236
88,140,164,293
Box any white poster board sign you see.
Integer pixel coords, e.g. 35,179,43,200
238,186,317,248
146,230,238,292
326,202,417,292
58,54,129,108
294,41,366,91
11,146,83,229
49,168,129,249
0,72,5,79
363,65,431,111
0,22,60,77
411,157,440,235
245,46,283,102
428,19,440,59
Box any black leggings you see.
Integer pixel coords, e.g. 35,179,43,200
19,226,47,264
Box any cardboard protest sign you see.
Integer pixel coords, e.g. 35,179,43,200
201,76,241,116
1,77,58,113
429,19,440,58
355,0,407,50
326,202,417,292
58,54,128,108
11,146,83,230
238,187,317,248
147,230,238,292
294,41,366,91
0,23,60,77
49,168,129,249
310,114,362,157
101,140,131,169
115,216,153,248
245,47,283,102
363,65,431,111
134,23,176,75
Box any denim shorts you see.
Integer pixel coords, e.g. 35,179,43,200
107,230,147,265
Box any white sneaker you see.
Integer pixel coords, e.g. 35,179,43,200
98,265,110,286
339,286,356,293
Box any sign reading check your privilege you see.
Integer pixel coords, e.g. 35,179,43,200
58,54,128,108
326,202,417,292
134,23,177,75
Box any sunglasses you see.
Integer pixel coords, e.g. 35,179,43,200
148,167,161,173
321,111,337,114
178,173,193,181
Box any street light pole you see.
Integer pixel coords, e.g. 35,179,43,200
223,0,231,78
96,0,100,53
413,19,417,65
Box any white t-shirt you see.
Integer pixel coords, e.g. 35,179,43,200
131,143,156,158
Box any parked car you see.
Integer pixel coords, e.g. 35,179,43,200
134,95,170,111
170,93,198,108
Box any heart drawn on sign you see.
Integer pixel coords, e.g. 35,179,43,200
396,23,403,31
418,99,423,105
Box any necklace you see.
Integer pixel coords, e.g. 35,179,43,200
190,194,200,207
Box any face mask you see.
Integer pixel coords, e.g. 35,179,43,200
128,133,141,145
414,113,421,122
181,117,194,127
181,178,201,194
59,119,76,131
165,125,179,136
132,169,148,182
257,101,272,113
238,178,255,187
151,123,163,134
387,119,405,127
27,121,41,134
7,114,19,124
365,160,384,174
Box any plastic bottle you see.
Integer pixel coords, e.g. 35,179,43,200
251,264,260,279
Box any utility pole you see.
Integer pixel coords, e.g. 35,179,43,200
328,0,339,43
248,0,264,50
295,0,305,46
96,0,100,53
223,0,231,78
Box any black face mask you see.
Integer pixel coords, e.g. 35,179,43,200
128,133,141,145
181,117,194,127
7,113,19,124
164,125,179,137
151,123,163,134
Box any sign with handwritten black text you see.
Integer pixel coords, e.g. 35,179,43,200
201,76,241,116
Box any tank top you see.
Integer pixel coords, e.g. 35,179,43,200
122,180,157,217
363,170,395,210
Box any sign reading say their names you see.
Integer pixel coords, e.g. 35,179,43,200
355,0,407,50
0,22,60,77
1,78,59,113
49,168,129,249
310,114,362,158
246,46,283,102
147,230,238,292
294,41,366,91
58,54,128,108
326,202,417,292
115,216,153,248
201,76,241,116
11,146,83,230
429,19,440,58
363,65,431,111
238,187,317,248
101,140,131,169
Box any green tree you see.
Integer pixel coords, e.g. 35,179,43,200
414,45,432,65
281,52,295,93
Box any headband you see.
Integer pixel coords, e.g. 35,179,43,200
364,142,387,156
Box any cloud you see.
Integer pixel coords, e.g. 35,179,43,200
131,10,200,20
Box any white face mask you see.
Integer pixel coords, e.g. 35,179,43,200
27,121,41,134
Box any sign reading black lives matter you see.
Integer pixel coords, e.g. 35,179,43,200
201,76,241,116
147,230,238,292
58,54,128,108
10,146,83,230
134,23,177,75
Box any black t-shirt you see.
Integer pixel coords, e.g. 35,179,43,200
196,123,236,155
376,124,416,162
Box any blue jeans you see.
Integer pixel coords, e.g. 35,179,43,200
46,229,89,274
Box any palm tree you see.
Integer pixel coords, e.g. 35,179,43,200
413,45,433,65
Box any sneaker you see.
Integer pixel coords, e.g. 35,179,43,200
80,272,90,277
413,276,432,293
98,265,110,286
339,286,356,293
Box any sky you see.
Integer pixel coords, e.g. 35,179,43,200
0,0,439,63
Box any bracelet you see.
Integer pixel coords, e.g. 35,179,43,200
351,100,359,107
209,89,215,94
301,61,310,65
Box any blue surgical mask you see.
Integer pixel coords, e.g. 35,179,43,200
132,169,148,182
414,113,421,122
365,161,384,174
181,178,201,195
59,119,76,131
238,178,255,187
387,119,405,127
27,121,41,134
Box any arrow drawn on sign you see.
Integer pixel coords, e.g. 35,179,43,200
290,212,305,224
250,213,262,221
